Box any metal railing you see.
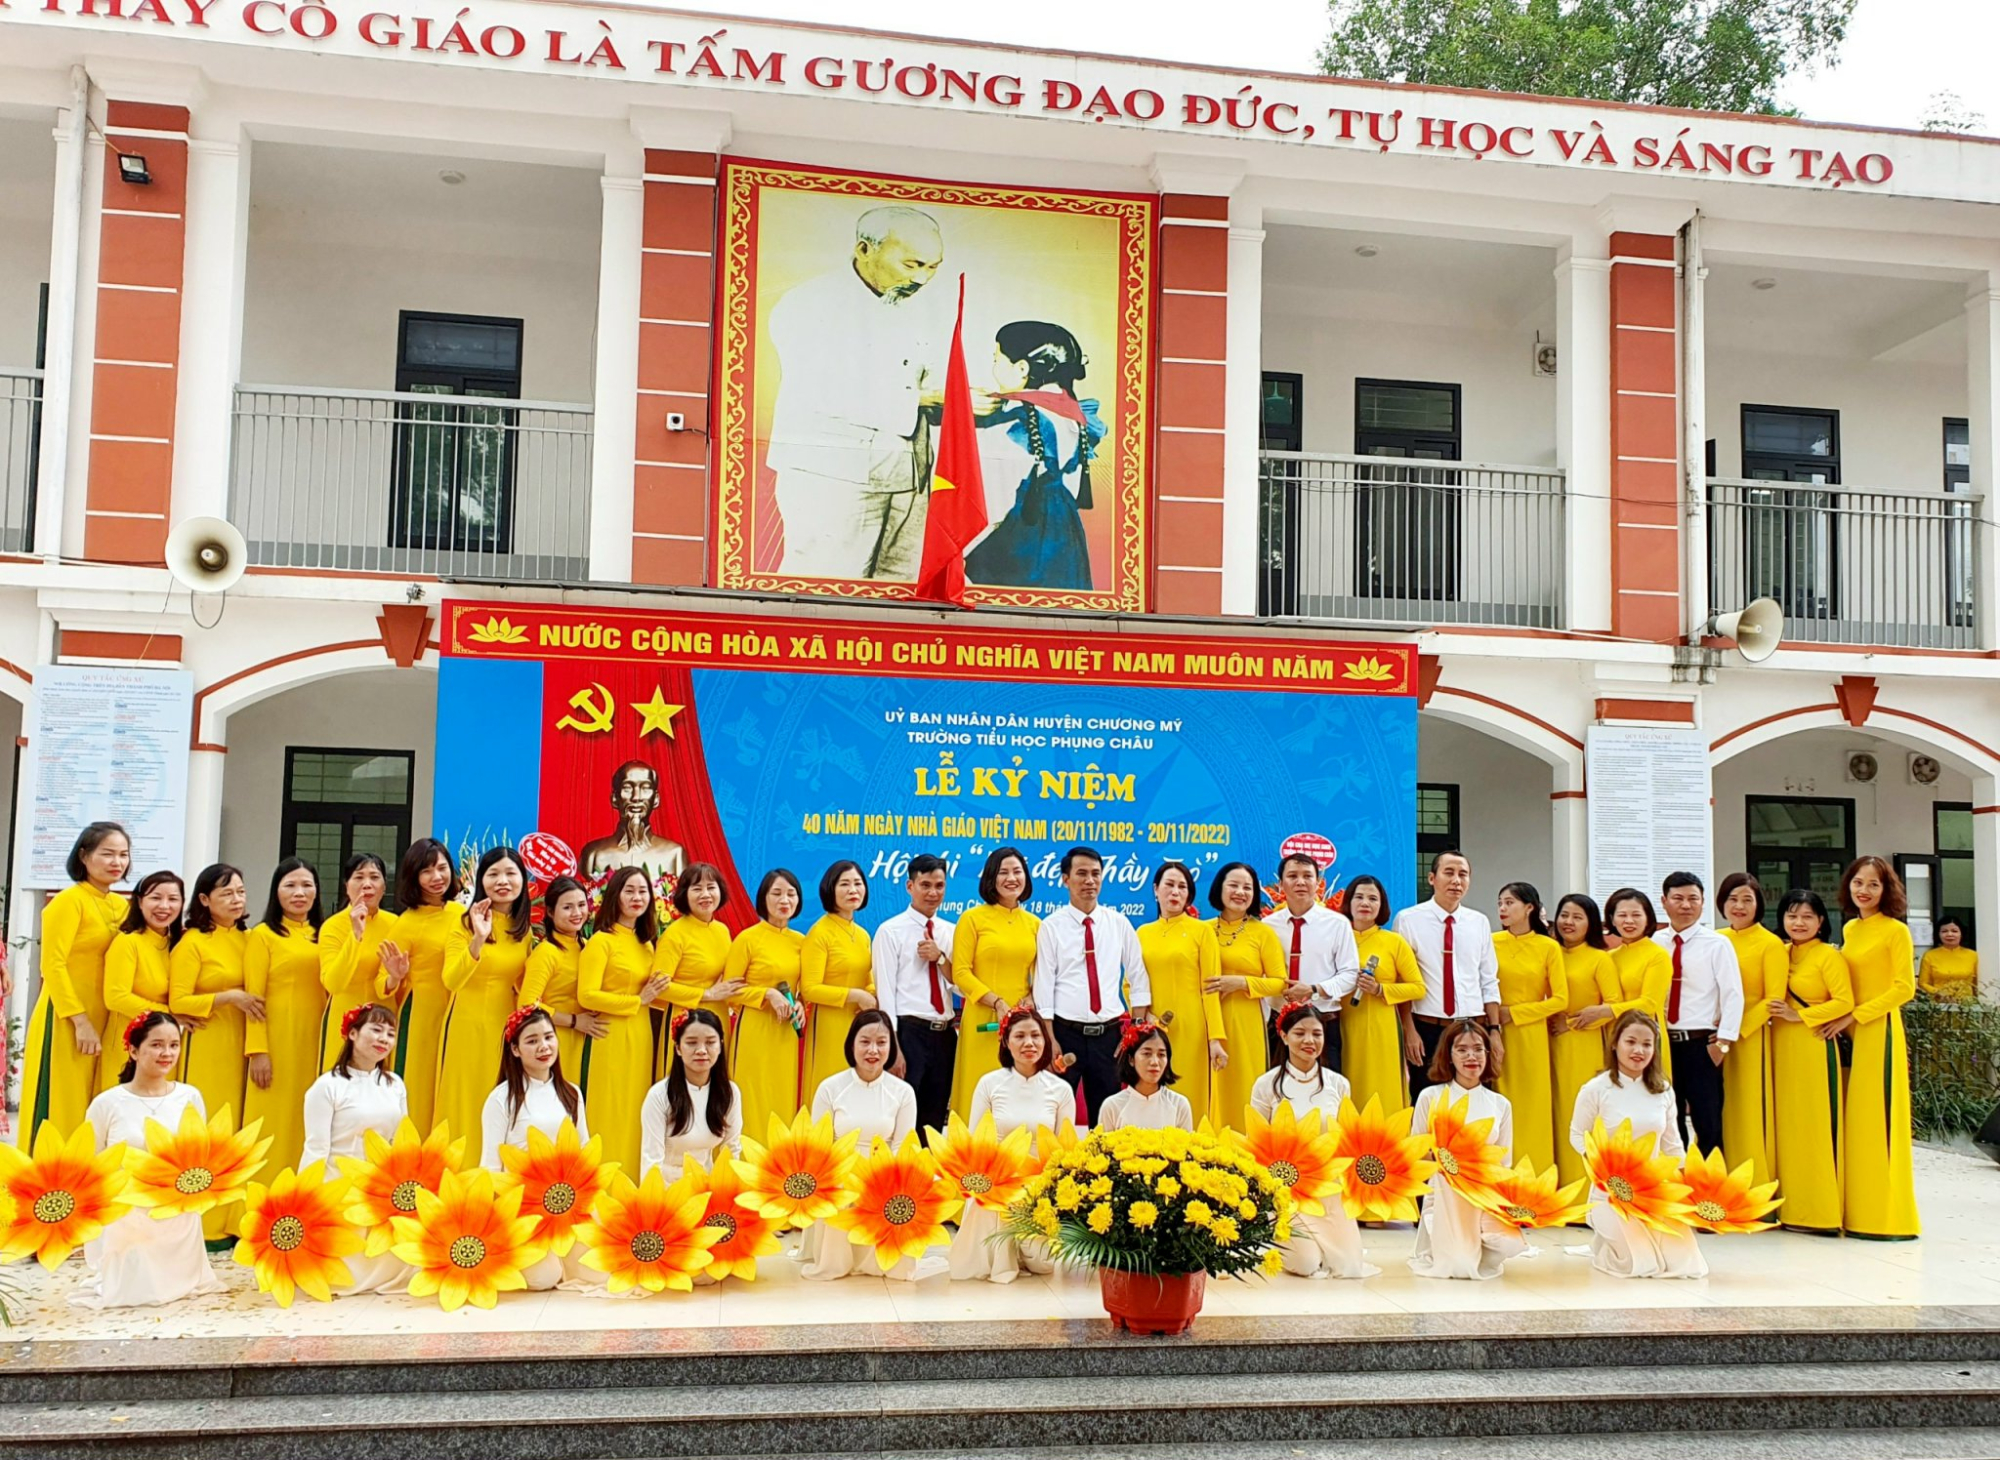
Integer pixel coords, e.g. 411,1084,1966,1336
1707,478,1984,650
1258,451,1566,627
0,368,42,554
230,385,593,580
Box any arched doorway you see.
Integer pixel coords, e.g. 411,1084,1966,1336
1420,697,1585,904
217,667,437,900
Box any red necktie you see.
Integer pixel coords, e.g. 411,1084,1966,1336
1442,914,1457,1016
1668,934,1684,1024
926,917,944,1014
1083,915,1101,1014
1288,916,1304,979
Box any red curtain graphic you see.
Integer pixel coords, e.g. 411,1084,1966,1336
534,661,757,932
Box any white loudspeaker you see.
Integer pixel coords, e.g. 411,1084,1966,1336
1710,596,1784,663
164,516,247,594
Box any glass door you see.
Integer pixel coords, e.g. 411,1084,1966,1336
1355,380,1461,603
1741,407,1839,621
391,313,522,557
1745,795,1854,936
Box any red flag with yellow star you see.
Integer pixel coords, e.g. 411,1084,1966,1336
914,275,988,607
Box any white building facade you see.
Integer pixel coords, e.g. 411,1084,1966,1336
0,1,1995,1011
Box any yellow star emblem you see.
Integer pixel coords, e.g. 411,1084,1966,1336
632,687,685,739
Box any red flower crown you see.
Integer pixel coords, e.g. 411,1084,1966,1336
1116,1012,1173,1060
123,1012,163,1049
339,1004,376,1040
503,1005,545,1044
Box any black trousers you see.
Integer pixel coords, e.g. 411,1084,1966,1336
1667,1030,1725,1153
1053,1016,1121,1125
1408,1014,1449,1097
896,1016,957,1136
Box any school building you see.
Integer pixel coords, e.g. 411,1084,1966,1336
0,0,1993,1005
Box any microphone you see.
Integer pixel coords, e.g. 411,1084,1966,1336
1351,954,1380,1006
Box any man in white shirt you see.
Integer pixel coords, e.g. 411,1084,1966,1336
1263,852,1360,1071
1652,870,1744,1154
874,854,957,1134
767,205,949,582
1033,846,1152,1125
1393,850,1502,1094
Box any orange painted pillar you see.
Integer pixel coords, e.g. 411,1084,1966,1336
84,101,188,564
632,148,717,586
1607,231,1681,641
1151,195,1229,615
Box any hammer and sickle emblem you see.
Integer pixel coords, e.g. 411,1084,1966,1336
556,683,616,734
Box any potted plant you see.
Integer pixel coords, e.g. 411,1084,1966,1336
1003,1125,1291,1334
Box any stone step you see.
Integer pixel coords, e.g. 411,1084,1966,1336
861,1432,2000,1460
9,1306,2000,1405
11,1361,2000,1460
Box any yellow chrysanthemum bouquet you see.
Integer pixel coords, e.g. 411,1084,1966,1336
1001,1124,1292,1278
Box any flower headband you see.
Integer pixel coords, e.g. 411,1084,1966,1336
123,1012,163,1048
503,1005,546,1044
340,1003,383,1040
1115,1010,1174,1060
1275,1001,1324,1036
998,1006,1044,1040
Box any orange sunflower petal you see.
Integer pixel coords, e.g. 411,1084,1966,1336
336,1119,466,1257
233,1161,362,1307
127,1104,272,1221
1680,1145,1783,1234
1423,1090,1513,1216
0,1122,133,1269
576,1165,723,1295
389,1168,544,1311
684,1153,782,1282
1231,1103,1346,1218
925,1112,1036,1214
1329,1095,1436,1223
1584,1119,1696,1233
733,1110,859,1231
1482,1157,1592,1230
827,1135,961,1268
495,1120,616,1257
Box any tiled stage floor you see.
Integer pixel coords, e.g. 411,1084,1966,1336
8,1142,1996,1342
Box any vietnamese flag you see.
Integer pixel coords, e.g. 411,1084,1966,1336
914,274,989,607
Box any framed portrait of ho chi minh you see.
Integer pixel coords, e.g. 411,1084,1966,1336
711,158,1155,612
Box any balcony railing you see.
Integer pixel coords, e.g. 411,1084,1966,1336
0,367,42,554
230,385,592,580
1258,451,1566,628
1707,478,1983,650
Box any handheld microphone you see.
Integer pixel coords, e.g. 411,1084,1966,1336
1351,954,1380,1006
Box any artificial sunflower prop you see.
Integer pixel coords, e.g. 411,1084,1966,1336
495,1119,614,1257
0,1123,131,1269
336,1119,466,1256
1033,1119,1082,1163
1583,1119,1696,1233
233,1161,361,1307
1680,1146,1782,1234
734,1110,859,1231
125,1104,271,1221
686,1153,782,1282
1329,1095,1436,1223
1482,1157,1592,1231
829,1136,961,1268
925,1112,1036,1214
578,1165,722,1294
390,1167,544,1311
1423,1090,1511,1215
1232,1103,1346,1218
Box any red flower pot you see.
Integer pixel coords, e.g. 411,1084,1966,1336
1098,1268,1206,1335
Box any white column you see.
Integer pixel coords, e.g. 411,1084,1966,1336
3,609,57,1106
1556,247,1613,632
1964,285,2000,652
1679,220,1709,637
183,744,226,871
587,168,645,585
1220,203,1264,616
171,132,252,525
35,77,90,558
1551,781,1589,895
1974,786,2000,1004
